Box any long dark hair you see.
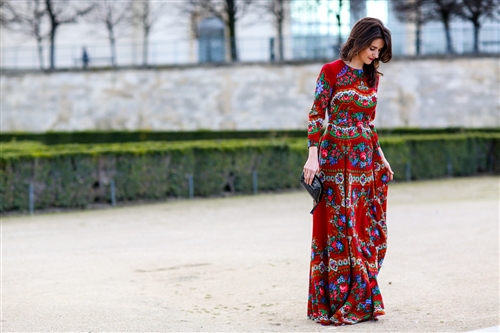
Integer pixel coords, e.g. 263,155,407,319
340,17,392,87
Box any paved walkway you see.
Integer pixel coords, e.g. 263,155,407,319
467,326,499,332
2,176,499,332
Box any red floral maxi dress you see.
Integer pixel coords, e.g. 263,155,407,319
307,59,390,325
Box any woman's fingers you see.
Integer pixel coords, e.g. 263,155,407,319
380,158,394,182
303,166,318,185
303,157,319,185
304,168,313,185
385,163,394,181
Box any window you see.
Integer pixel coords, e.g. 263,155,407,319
198,17,225,63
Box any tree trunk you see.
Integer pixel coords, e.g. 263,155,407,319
227,0,238,62
49,28,56,69
443,19,454,54
337,13,342,51
416,20,422,55
143,28,149,66
337,0,343,52
36,37,44,70
228,26,237,61
46,0,57,69
110,37,117,67
142,1,149,66
473,21,480,53
109,28,117,67
277,17,284,61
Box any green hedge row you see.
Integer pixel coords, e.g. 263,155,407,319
1,133,499,213
1,127,499,145
0,130,304,145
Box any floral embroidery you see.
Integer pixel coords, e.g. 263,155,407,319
333,90,377,109
337,65,364,86
348,142,373,169
308,71,333,147
319,140,346,166
336,65,348,78
357,80,370,92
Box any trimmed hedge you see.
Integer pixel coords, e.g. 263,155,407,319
1,127,499,145
0,130,306,145
1,133,499,213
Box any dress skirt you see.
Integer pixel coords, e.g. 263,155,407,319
307,131,390,325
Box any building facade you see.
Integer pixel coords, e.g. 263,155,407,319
1,0,498,69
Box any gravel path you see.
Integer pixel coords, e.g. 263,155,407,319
2,176,499,332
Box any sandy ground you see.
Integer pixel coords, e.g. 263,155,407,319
1,176,499,333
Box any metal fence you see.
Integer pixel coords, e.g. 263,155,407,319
1,26,499,70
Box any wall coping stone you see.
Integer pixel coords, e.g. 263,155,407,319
2,54,499,76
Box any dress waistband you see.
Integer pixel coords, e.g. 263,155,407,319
327,122,373,134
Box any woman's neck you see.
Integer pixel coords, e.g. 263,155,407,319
344,56,364,70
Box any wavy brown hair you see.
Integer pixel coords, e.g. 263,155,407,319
340,17,392,87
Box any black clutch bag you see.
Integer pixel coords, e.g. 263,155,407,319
300,172,324,214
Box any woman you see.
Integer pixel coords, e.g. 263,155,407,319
303,17,394,326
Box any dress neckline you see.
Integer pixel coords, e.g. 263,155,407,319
341,59,364,72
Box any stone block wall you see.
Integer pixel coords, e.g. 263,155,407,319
2,57,498,132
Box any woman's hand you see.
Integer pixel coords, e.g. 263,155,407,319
382,157,394,181
303,147,319,185
378,147,394,181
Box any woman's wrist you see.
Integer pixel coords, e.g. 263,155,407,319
308,146,318,158
378,147,385,159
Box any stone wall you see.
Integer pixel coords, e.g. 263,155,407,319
2,57,499,132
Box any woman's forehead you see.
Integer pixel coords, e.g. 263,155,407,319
370,38,385,48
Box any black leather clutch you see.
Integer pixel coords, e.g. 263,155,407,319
300,172,324,214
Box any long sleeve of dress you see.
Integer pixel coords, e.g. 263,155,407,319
308,65,333,148
369,76,381,150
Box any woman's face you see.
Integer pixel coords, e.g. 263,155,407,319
358,38,385,65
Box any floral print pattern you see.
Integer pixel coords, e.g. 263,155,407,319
308,72,333,147
307,60,389,326
348,142,373,169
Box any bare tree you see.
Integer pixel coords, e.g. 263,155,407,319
86,0,132,67
392,0,435,55
349,0,366,25
181,0,253,62
324,0,345,53
130,0,169,67
0,0,15,27
456,0,498,52
257,0,290,61
0,0,47,69
45,0,94,69
392,0,461,54
430,0,461,53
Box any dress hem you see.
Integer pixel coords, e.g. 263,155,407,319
307,309,385,326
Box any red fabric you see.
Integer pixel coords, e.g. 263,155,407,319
307,59,390,325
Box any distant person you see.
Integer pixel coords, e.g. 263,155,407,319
82,47,89,69
302,17,394,326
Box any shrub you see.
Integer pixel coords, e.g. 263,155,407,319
1,133,498,213
1,128,498,145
